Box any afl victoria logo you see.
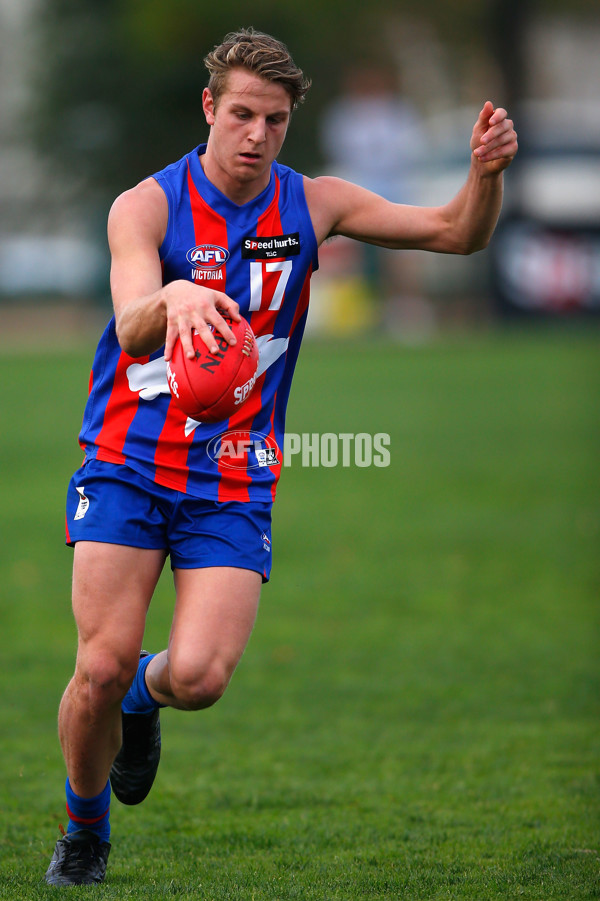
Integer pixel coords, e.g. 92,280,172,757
187,244,230,270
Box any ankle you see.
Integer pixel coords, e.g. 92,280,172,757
65,779,110,842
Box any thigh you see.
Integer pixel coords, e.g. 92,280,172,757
168,566,262,681
168,498,273,583
72,541,167,666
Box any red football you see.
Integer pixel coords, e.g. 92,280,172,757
167,314,259,423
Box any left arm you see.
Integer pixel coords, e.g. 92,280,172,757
306,101,518,254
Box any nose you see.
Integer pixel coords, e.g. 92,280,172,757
248,117,267,145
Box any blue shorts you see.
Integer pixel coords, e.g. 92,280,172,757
65,458,273,581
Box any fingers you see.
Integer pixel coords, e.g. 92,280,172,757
478,100,495,123
163,282,240,361
164,317,179,363
217,294,242,323
488,106,507,127
473,121,517,162
472,103,517,166
185,302,238,359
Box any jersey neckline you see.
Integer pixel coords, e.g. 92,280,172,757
188,144,278,223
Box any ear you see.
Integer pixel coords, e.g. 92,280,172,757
203,88,216,126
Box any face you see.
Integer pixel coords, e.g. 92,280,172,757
202,68,292,204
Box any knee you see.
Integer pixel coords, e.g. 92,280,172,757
169,659,230,711
76,648,139,707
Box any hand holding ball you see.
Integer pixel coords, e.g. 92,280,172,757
167,315,259,423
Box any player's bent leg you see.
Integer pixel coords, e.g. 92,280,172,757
145,566,262,710
59,542,166,797
109,568,260,807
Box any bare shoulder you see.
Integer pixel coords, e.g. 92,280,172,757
303,174,348,200
108,177,168,249
302,175,347,243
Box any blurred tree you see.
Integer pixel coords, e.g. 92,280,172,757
486,0,532,122
30,0,591,207
31,0,491,205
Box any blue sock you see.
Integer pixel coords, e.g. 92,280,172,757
66,778,110,842
121,653,162,714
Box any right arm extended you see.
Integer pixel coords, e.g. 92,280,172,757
108,178,240,361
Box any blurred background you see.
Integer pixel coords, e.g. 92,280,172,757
0,0,599,340
1,9,598,892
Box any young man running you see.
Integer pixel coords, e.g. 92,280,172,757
45,27,517,885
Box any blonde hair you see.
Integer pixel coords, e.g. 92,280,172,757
204,28,311,110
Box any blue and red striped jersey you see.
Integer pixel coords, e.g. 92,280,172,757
78,144,319,502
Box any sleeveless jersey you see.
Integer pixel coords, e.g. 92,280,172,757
78,144,319,502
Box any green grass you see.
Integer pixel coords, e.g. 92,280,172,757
0,328,598,899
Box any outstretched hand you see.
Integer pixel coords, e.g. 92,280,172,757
471,101,518,174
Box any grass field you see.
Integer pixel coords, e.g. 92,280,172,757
0,327,598,899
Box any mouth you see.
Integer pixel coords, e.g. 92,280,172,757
239,151,261,163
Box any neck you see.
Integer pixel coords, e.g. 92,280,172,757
200,142,272,206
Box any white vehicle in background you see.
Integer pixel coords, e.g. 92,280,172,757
0,234,106,299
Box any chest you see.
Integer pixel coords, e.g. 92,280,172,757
163,194,311,320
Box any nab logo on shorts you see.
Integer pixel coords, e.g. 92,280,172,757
186,245,230,270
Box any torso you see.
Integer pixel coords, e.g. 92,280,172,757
80,146,320,503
